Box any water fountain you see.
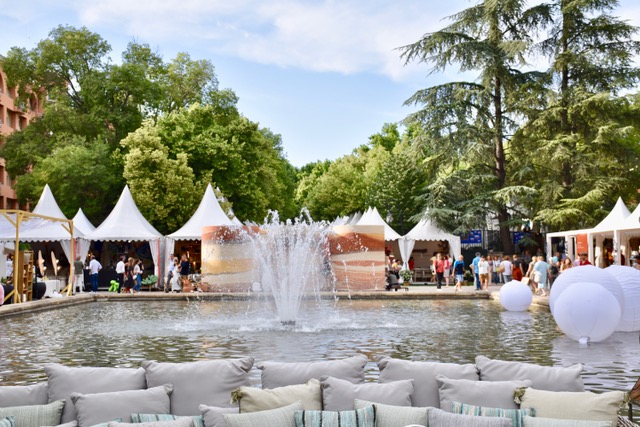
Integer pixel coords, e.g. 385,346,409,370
245,211,332,325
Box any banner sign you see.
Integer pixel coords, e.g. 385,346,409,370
461,230,482,245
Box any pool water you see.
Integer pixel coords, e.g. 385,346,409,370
1,298,638,397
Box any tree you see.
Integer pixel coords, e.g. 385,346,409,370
513,0,640,230
14,139,123,223
121,124,203,234
400,0,551,252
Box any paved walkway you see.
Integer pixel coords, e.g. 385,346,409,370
0,283,549,318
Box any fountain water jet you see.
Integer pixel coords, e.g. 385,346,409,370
247,211,333,325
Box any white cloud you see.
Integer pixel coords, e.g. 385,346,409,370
72,0,455,81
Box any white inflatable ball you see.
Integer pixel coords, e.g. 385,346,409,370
499,280,533,311
553,281,621,343
605,265,640,332
550,265,623,315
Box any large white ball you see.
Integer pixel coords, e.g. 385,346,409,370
499,280,533,311
553,281,621,343
605,265,640,332
550,266,623,315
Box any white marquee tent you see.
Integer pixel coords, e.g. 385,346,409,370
356,207,402,241
399,216,462,270
164,184,234,273
84,185,162,274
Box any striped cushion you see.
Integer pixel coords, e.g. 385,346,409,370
224,402,303,427
0,417,14,427
452,401,535,427
354,399,428,427
131,413,204,427
0,400,65,427
107,419,193,427
294,405,376,427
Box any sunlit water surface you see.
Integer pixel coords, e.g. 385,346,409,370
1,299,638,397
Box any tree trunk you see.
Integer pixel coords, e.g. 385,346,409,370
494,76,514,254
560,2,573,191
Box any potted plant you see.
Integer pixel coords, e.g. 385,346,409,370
399,269,413,285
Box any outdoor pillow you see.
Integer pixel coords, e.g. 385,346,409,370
0,400,65,427
377,357,479,407
107,419,193,427
223,401,303,427
45,364,146,423
436,375,531,411
320,376,413,411
70,384,172,426
522,416,612,427
0,383,49,407
199,405,239,427
43,418,123,426
257,355,367,389
0,417,12,427
232,379,321,412
514,388,625,427
131,414,204,427
452,401,535,427
294,404,376,427
142,358,253,415
354,399,429,427
427,407,513,427
475,356,584,392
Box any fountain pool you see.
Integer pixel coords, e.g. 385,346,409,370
1,298,639,399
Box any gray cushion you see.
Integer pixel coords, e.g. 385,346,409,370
142,358,253,416
234,379,321,412
354,399,429,427
258,355,367,389
320,376,413,411
0,400,65,427
523,417,613,427
436,375,532,412
224,402,303,427
199,405,239,427
294,405,376,427
108,419,193,427
427,407,513,427
45,364,147,423
377,357,479,407
475,356,584,392
0,383,49,407
70,384,172,426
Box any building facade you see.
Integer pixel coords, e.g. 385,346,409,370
0,57,43,209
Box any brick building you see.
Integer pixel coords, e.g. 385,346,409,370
0,56,44,209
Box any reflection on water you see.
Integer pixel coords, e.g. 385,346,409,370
1,299,638,396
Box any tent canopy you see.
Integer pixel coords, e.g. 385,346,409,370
591,197,631,233
72,208,96,236
400,217,462,269
86,185,161,242
357,207,402,241
168,184,233,240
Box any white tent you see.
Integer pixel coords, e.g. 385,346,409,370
589,197,631,266
616,201,640,264
164,184,239,276
84,186,162,274
400,217,462,270
1,185,80,263
72,208,96,236
356,207,402,241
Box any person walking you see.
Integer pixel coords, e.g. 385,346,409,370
533,255,550,296
478,255,489,290
443,254,452,288
165,255,176,293
115,255,126,293
501,256,513,283
73,256,85,294
471,252,481,290
133,260,143,293
512,254,523,281
179,254,190,292
433,253,445,290
124,257,136,293
453,255,465,292
88,254,101,293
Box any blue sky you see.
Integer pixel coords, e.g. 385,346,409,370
1,0,639,167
